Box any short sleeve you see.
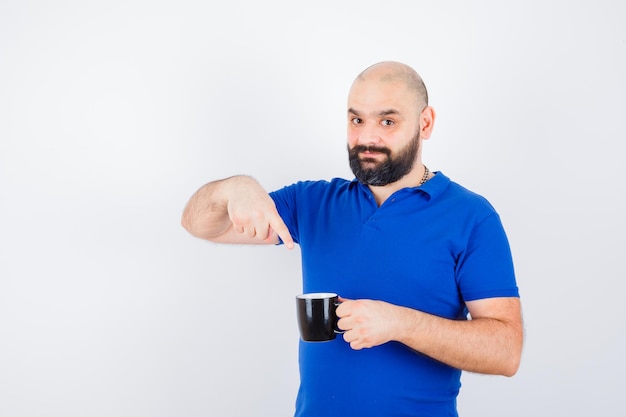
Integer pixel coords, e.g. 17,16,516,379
456,213,519,301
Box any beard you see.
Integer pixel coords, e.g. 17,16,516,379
348,130,420,186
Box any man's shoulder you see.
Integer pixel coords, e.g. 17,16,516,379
435,173,498,215
277,177,354,194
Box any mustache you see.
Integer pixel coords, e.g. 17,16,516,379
350,145,391,156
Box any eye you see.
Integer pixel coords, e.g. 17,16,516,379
381,119,394,126
351,117,362,125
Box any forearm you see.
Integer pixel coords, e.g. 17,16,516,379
394,304,523,376
181,175,292,247
181,175,247,240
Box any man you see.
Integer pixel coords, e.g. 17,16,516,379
181,61,523,416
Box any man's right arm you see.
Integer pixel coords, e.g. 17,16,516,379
180,175,294,248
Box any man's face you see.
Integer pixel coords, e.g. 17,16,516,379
347,130,420,186
347,77,422,186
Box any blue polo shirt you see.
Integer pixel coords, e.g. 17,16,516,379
270,172,519,417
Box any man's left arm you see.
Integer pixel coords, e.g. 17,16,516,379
336,296,523,376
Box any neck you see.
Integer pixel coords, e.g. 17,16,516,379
368,164,430,206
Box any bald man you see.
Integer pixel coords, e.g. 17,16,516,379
182,61,523,417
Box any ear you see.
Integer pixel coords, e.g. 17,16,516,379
419,106,436,140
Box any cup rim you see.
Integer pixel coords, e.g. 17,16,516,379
296,292,338,300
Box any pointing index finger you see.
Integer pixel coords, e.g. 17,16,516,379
270,216,295,249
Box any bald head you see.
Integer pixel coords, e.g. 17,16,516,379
354,61,429,110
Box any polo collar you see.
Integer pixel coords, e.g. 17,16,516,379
351,171,450,201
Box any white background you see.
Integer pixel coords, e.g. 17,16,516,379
1,1,625,416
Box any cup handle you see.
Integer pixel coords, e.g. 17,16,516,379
334,301,345,334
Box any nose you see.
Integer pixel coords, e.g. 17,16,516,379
354,122,382,146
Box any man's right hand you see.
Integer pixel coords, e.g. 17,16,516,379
181,175,295,249
226,176,295,248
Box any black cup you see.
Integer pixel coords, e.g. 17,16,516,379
296,292,342,342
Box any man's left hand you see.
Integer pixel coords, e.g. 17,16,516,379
336,298,402,350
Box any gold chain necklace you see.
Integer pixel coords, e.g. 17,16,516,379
418,165,430,187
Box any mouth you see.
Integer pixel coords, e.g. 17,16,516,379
359,154,383,165
355,145,389,157
348,144,390,168
358,155,384,168
359,152,381,162
360,148,389,164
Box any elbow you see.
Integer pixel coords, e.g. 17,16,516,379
180,209,200,237
501,336,524,377
501,354,521,377
180,211,192,234
484,350,521,377
180,207,224,241
500,320,524,377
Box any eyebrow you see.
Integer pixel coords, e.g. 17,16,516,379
348,108,400,117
